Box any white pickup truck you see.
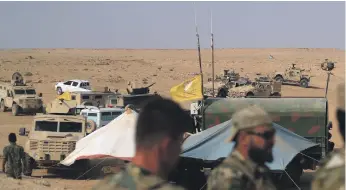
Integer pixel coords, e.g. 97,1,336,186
55,79,92,95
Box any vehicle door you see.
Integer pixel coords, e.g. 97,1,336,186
70,81,79,92
4,90,14,107
62,81,73,92
100,111,113,128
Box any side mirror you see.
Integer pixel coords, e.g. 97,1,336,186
19,127,28,136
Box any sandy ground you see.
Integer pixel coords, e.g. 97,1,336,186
0,48,344,189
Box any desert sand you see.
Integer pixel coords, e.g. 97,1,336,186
0,48,344,189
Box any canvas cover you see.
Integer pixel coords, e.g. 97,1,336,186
60,110,138,166
181,120,318,171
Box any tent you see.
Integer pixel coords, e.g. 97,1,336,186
61,111,317,171
181,120,318,171
60,109,138,166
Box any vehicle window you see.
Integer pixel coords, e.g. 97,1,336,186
111,111,122,118
81,112,87,117
64,81,72,85
82,95,89,100
14,89,25,94
71,95,76,100
101,112,114,121
88,113,97,117
35,121,58,132
85,82,89,86
110,99,117,104
59,122,82,132
26,89,36,94
95,95,102,99
72,82,78,87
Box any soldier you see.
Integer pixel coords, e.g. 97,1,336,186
311,82,345,190
2,133,25,179
207,105,277,190
93,97,191,190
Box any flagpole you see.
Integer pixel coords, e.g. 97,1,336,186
210,9,215,97
193,3,204,97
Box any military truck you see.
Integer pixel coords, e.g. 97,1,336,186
272,63,312,88
105,81,160,110
0,72,44,116
189,97,333,186
18,98,87,176
228,81,282,98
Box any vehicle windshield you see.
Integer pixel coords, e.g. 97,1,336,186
110,99,117,104
101,111,122,121
60,122,83,132
14,89,36,95
35,121,58,132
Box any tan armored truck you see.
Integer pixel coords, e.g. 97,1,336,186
18,98,87,176
228,81,282,98
272,64,312,88
0,72,44,116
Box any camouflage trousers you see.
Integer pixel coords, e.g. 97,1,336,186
5,165,22,179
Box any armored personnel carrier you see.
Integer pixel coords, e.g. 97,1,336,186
228,81,282,98
18,98,87,176
272,64,312,88
0,72,44,116
105,81,160,110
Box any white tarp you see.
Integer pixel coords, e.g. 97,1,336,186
60,110,138,166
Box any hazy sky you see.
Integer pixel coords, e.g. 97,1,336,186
0,1,344,49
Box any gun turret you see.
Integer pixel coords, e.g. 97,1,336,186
127,81,156,95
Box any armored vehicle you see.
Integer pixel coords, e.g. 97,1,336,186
0,72,44,116
57,88,114,108
189,97,333,187
228,81,282,98
18,98,87,176
105,81,160,110
215,69,240,83
272,63,312,88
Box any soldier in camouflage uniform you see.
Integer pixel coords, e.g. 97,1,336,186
207,105,277,190
311,82,345,190
2,133,25,179
93,97,191,190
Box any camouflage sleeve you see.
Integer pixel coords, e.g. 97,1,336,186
207,167,242,190
19,146,25,160
3,147,8,162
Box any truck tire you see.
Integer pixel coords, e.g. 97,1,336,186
56,87,63,95
12,104,19,116
86,120,97,134
300,79,309,88
274,75,284,82
0,100,6,112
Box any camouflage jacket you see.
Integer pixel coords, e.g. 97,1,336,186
3,142,25,178
311,148,345,190
207,150,277,190
92,163,186,190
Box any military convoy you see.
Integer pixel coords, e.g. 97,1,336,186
0,72,44,116
272,64,312,88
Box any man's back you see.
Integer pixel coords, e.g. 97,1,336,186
311,148,345,190
207,151,276,190
3,143,24,179
93,163,185,190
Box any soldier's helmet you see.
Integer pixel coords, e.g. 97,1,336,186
227,105,273,142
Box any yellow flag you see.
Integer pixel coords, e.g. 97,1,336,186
170,74,203,102
57,92,72,101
